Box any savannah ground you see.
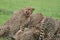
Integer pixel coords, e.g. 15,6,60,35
0,0,60,40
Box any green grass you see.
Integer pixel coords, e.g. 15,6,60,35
0,0,60,40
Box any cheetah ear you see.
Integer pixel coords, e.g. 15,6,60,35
38,13,43,16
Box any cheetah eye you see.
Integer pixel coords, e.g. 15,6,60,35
25,11,29,15
26,11,28,13
0,29,1,30
28,9,30,10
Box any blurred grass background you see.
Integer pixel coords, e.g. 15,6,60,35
0,0,60,40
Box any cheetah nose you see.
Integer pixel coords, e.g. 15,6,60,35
27,13,29,15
